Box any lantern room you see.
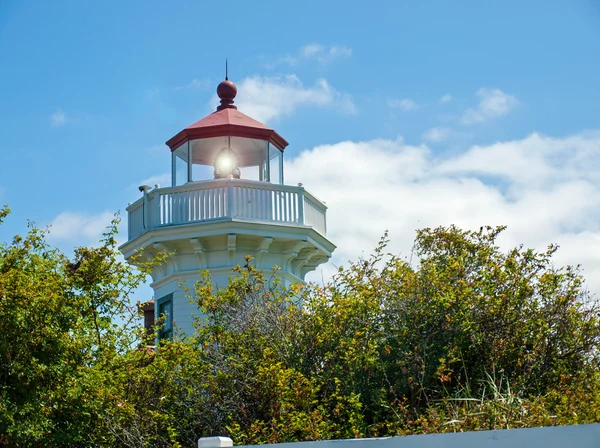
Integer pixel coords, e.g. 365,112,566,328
166,78,288,186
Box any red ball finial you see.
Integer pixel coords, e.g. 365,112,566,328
216,79,237,111
217,61,237,111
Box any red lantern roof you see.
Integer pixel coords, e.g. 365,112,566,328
165,78,289,152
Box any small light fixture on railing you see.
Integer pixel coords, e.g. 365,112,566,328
214,147,241,179
138,185,152,231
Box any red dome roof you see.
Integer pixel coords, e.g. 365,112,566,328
166,78,288,152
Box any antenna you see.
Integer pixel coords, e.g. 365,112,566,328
225,58,228,81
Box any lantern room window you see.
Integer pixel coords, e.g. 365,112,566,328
172,145,189,186
170,137,284,185
269,143,284,185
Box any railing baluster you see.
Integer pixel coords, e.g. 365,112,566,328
191,190,196,221
171,193,175,224
215,187,218,217
279,190,284,221
164,194,168,225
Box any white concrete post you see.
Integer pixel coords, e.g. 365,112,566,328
198,436,233,448
298,187,305,225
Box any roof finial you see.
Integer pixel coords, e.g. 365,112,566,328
216,63,237,111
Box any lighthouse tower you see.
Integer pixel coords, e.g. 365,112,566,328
120,76,335,337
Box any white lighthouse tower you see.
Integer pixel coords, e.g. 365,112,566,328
120,76,335,337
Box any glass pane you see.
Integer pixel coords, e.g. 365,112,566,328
173,145,188,186
240,165,260,181
192,164,213,182
269,148,283,185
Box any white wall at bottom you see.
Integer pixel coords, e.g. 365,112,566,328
234,424,600,448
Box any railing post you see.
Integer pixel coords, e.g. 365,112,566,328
197,437,233,448
227,180,234,218
143,193,150,231
298,188,305,225
149,192,159,228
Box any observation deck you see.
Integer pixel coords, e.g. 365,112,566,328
126,179,327,243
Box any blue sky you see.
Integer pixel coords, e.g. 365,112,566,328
1,1,600,292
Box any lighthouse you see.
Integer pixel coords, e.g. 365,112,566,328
120,76,335,337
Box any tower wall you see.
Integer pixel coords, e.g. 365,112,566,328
121,219,334,338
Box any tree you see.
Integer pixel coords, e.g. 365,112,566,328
0,206,150,446
170,226,600,442
1,205,599,445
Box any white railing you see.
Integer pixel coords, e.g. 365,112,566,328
303,192,327,235
126,179,328,240
128,200,145,241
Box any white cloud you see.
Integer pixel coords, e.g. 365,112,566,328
224,75,356,123
48,211,115,243
276,44,352,67
286,131,600,294
388,98,419,111
422,127,453,143
462,88,518,124
440,94,453,104
174,78,210,91
51,108,67,127
138,173,171,189
123,173,172,206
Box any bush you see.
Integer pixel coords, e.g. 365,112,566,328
2,206,599,445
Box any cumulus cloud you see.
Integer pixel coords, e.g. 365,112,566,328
388,98,419,111
462,88,518,124
440,94,453,104
422,127,453,143
51,108,67,127
275,44,352,67
48,211,116,243
225,75,356,123
285,131,600,294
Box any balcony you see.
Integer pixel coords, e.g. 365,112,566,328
127,179,327,241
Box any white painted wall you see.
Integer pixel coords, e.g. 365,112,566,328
230,424,600,448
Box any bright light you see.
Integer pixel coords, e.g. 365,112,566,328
216,154,233,171
214,147,241,179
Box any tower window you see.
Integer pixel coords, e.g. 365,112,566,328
157,293,173,341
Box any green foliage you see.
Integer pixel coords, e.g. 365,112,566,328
1,205,599,446
0,209,151,446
